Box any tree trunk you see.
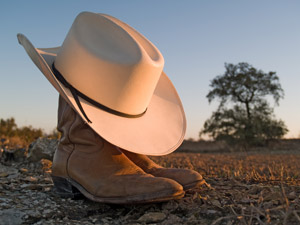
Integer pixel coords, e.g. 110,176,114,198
244,101,253,145
245,101,251,121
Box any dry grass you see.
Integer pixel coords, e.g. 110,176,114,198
155,152,300,184
151,152,300,224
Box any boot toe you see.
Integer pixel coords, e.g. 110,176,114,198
151,168,205,190
94,174,184,204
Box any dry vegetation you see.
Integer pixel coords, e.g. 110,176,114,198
152,152,300,224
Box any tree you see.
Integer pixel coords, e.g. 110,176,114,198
200,62,288,146
0,117,44,147
16,125,44,146
0,118,17,137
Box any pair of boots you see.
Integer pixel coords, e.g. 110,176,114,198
51,96,204,204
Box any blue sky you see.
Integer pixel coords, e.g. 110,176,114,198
1,1,300,139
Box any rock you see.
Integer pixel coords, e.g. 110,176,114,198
42,177,52,184
162,200,179,210
2,149,16,162
207,209,218,214
7,173,19,179
1,148,26,162
0,172,8,177
288,191,297,200
0,208,25,225
26,210,41,218
19,168,28,173
187,215,197,223
42,208,53,217
0,164,18,176
23,176,38,182
13,148,27,161
163,214,182,224
211,199,222,207
20,183,42,190
27,138,58,162
138,212,166,223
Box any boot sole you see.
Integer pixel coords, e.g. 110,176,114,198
52,175,184,204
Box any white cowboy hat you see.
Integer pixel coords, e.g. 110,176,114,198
17,12,186,156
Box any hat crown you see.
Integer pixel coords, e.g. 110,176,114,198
55,12,164,115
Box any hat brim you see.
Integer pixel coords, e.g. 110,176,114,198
18,34,186,156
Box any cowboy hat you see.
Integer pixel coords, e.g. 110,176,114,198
17,12,186,155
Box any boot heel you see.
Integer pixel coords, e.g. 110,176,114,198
51,176,84,199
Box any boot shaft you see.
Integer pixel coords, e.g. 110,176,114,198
53,96,137,177
52,95,104,178
57,95,104,149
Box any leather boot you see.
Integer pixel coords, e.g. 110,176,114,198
121,150,205,190
51,96,184,204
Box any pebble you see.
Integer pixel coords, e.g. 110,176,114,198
0,172,8,177
19,168,28,173
211,199,222,207
207,209,218,215
0,208,25,225
23,176,38,182
138,212,166,223
288,191,297,200
162,200,179,210
20,183,42,190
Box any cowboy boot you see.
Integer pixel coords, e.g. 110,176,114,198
51,96,184,204
120,149,205,190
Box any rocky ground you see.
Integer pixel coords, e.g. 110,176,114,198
0,138,300,225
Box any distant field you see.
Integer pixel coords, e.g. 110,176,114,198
177,139,300,153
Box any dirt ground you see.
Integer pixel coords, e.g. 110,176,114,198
1,151,300,225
